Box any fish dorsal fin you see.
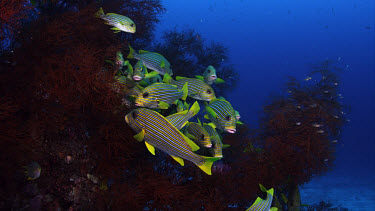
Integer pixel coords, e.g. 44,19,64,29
197,118,202,126
145,141,155,155
158,101,170,109
214,78,225,84
181,133,200,151
133,129,145,142
218,96,226,100
195,75,204,81
170,155,184,166
176,76,187,81
165,110,189,130
138,50,150,54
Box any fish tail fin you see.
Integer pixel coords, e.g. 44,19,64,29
163,73,173,84
188,101,200,117
96,7,104,18
127,45,136,59
196,156,221,175
181,82,188,101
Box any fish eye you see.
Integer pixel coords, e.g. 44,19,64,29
201,135,205,140
130,23,134,27
207,69,211,73
206,89,212,94
132,111,138,119
226,115,231,121
143,92,149,98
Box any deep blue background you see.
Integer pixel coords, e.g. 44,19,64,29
155,0,375,184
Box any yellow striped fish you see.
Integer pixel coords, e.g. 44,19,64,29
246,184,278,211
135,82,188,109
166,101,200,130
163,73,216,101
128,45,173,76
203,123,224,158
125,108,221,175
195,65,225,85
96,7,136,33
184,119,212,148
204,98,236,133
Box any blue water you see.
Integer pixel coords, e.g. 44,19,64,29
156,0,375,209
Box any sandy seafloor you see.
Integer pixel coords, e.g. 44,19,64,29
300,170,375,210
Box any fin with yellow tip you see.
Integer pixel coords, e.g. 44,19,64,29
181,133,200,151
170,155,184,166
205,106,217,119
208,123,216,129
133,129,145,142
195,75,204,81
184,101,189,109
96,7,105,17
145,141,155,155
196,156,221,175
214,78,225,84
236,121,244,125
188,101,200,116
204,114,209,120
163,73,173,84
181,82,188,101
158,101,170,109
176,76,187,80
270,208,278,211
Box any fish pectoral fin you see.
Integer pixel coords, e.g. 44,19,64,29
160,60,165,68
133,129,145,142
144,71,159,79
204,114,210,120
270,207,278,211
113,31,121,33
197,118,202,126
196,156,221,175
145,141,156,155
111,27,120,31
185,133,196,140
205,106,217,119
214,78,225,84
195,75,204,80
181,82,188,101
170,155,184,166
181,133,200,151
207,123,216,129
236,121,244,125
158,101,170,109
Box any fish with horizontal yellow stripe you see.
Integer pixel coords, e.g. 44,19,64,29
204,98,237,133
128,45,173,76
135,82,188,109
125,108,221,175
246,184,278,211
163,73,216,101
96,7,136,33
184,119,212,148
